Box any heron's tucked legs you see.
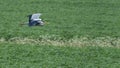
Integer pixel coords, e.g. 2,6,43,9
29,20,44,26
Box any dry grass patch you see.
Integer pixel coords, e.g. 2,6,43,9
0,36,120,47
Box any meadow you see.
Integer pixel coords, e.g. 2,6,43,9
1,0,120,40
0,0,120,67
0,43,120,68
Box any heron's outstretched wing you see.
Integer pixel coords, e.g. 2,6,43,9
31,13,42,20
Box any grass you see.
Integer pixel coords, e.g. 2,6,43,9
0,43,120,68
0,0,120,40
1,36,120,47
0,0,120,67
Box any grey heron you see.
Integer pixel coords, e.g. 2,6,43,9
28,13,44,26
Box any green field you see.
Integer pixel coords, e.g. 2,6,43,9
0,43,120,68
0,0,120,67
1,0,120,39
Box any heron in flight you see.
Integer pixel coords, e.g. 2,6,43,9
27,13,44,26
